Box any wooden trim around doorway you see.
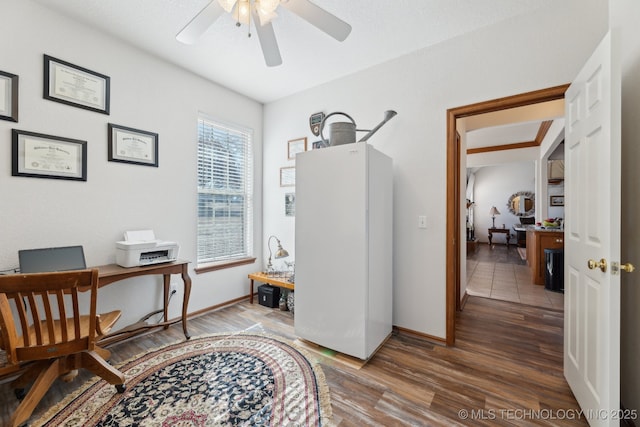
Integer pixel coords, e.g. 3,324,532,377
445,84,570,346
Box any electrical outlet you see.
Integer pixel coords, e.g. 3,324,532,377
169,282,178,294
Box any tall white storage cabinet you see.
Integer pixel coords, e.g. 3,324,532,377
294,143,392,360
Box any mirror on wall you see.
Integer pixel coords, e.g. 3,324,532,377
507,191,535,217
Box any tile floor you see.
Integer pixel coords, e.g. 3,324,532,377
466,242,564,310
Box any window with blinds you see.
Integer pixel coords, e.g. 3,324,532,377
197,117,253,265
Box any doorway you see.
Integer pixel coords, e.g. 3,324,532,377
445,84,569,346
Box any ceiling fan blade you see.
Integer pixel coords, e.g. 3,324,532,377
280,0,351,42
176,1,225,44
251,9,283,67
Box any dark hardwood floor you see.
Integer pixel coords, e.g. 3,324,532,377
1,297,586,426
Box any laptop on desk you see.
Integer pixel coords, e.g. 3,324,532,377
18,245,87,273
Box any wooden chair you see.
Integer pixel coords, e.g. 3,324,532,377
0,269,125,427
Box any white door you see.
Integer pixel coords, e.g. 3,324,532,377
564,31,622,427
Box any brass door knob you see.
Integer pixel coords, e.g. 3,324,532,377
588,258,607,273
620,263,635,273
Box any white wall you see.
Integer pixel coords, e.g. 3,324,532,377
537,119,566,221
472,162,535,243
263,1,608,338
0,0,264,328
0,0,613,343
611,0,640,414
546,182,565,219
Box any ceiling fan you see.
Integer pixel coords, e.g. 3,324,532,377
176,0,352,67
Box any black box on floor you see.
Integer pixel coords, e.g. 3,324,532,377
258,284,280,308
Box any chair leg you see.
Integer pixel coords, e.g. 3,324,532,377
79,350,125,386
10,359,61,427
94,345,112,361
11,360,51,391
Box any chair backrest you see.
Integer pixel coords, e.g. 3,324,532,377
0,269,99,366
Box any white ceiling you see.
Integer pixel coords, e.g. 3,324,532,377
32,0,554,104
464,99,565,150
468,121,542,149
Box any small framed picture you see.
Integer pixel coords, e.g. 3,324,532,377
287,137,307,159
0,70,19,122
550,195,564,206
12,129,87,181
280,166,295,187
312,140,329,150
44,55,110,115
108,123,159,167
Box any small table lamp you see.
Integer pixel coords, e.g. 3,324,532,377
267,235,289,272
489,206,501,228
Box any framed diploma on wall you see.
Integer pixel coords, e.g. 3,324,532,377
287,137,307,160
280,166,295,187
108,123,159,167
12,129,87,181
0,70,19,122
43,55,110,115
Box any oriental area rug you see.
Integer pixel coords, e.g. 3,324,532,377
33,333,333,426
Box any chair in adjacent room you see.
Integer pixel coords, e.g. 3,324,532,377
0,268,125,427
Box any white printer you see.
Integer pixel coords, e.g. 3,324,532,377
115,230,179,268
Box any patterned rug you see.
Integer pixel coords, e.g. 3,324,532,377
33,334,333,426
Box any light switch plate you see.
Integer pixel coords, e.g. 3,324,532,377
418,215,427,229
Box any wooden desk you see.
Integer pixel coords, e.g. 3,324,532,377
248,272,294,304
94,260,192,343
488,228,511,247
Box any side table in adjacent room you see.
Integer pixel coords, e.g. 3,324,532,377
488,227,511,248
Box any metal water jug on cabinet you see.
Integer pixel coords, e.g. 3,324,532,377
319,110,397,146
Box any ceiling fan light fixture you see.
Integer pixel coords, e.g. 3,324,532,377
177,0,351,66
256,1,279,25
256,0,280,24
256,9,278,26
233,0,251,25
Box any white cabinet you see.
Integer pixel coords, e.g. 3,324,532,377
294,143,392,360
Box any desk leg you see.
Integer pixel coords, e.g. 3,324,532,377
488,232,493,246
163,274,170,328
181,265,192,340
250,278,254,304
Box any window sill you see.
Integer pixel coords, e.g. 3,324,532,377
195,257,256,274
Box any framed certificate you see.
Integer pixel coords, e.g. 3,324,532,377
287,137,307,159
280,166,295,187
12,129,87,181
44,55,110,115
108,123,159,167
0,70,18,122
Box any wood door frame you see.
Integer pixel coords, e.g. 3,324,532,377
445,84,570,346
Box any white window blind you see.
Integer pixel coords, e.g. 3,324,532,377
197,116,253,265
